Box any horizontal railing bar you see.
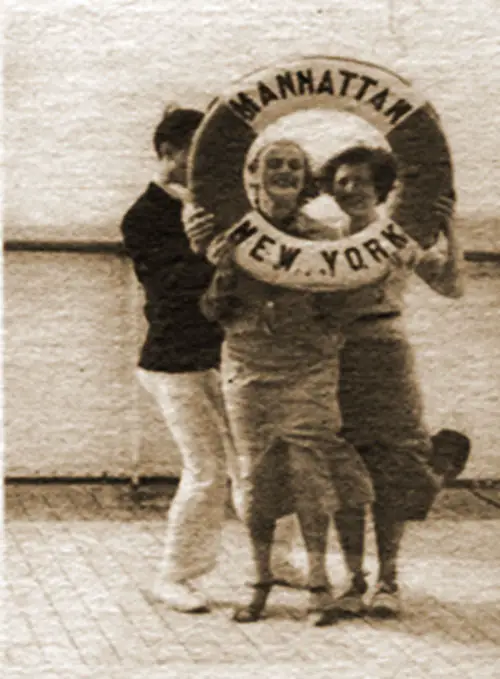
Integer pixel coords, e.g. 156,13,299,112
3,240,500,261
5,476,500,487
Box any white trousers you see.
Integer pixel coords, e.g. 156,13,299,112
137,367,238,581
137,367,298,583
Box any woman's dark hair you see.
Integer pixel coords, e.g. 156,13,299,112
246,141,318,206
153,105,204,158
318,145,398,204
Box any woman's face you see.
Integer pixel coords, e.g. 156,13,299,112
332,162,379,218
261,142,306,205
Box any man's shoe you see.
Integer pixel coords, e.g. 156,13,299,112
150,581,210,613
369,580,402,618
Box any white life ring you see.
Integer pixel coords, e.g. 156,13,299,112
209,210,420,291
189,56,455,292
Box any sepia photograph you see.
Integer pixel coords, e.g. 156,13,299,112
3,1,500,677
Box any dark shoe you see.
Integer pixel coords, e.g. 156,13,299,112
431,429,471,481
309,585,337,627
233,582,273,623
369,580,402,618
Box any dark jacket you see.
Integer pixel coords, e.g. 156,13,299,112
120,182,223,372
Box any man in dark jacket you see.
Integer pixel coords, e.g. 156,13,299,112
121,106,239,613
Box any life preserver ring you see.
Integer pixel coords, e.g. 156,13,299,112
189,56,455,291
209,209,421,291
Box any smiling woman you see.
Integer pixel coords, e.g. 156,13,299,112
195,136,376,625
310,141,469,620
319,145,398,227
243,139,316,217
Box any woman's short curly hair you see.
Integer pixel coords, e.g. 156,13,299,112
244,140,318,208
318,145,398,204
